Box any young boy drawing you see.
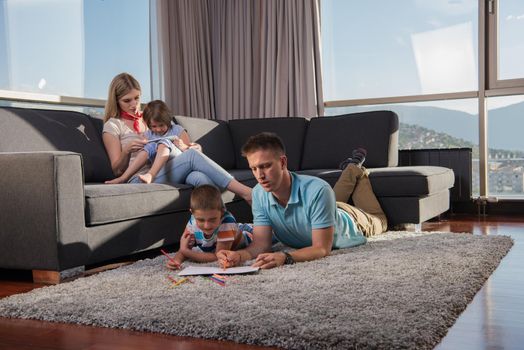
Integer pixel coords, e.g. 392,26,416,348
105,100,194,184
167,184,254,269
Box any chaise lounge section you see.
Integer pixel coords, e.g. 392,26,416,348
0,106,454,283
176,112,455,227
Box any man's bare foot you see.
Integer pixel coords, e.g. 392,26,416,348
105,177,126,184
138,173,153,184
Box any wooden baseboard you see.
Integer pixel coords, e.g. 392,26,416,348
32,262,133,284
32,270,62,284
83,262,133,277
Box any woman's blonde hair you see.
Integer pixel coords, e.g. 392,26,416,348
143,100,173,127
103,73,141,122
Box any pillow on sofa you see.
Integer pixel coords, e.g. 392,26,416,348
174,115,236,169
0,107,114,182
301,111,399,169
228,117,309,170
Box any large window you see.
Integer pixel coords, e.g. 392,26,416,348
486,96,524,198
326,99,478,150
497,0,524,80
325,99,480,196
322,0,478,101
322,0,524,199
488,0,524,87
0,0,151,102
485,0,524,198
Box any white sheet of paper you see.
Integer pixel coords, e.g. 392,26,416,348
177,265,260,276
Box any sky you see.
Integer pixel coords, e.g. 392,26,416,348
321,0,524,113
0,0,151,101
0,0,522,112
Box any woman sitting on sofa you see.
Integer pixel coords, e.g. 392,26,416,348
102,72,252,203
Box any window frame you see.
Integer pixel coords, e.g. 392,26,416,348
487,0,524,91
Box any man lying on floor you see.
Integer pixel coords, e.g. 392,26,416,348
217,132,387,269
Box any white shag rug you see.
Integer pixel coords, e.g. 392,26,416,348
0,232,514,349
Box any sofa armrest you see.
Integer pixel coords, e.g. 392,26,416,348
0,151,89,270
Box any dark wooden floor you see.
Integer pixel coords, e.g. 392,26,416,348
1,214,523,350
429,215,524,350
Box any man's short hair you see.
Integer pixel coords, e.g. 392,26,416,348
190,184,225,211
241,132,286,157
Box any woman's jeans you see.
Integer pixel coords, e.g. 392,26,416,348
130,149,233,189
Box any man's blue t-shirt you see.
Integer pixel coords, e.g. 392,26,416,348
252,172,366,249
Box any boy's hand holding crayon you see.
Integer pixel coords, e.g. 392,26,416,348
161,249,183,270
162,229,195,270
216,250,241,269
166,257,182,270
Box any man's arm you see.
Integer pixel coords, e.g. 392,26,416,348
253,226,334,269
216,225,273,268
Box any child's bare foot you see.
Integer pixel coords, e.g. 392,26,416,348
138,173,153,184
105,177,126,184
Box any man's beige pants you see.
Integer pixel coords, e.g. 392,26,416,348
333,164,387,237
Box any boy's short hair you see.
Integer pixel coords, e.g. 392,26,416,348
190,184,225,212
143,100,173,127
241,132,286,157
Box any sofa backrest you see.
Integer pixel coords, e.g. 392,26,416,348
301,111,399,169
228,117,309,170
174,115,236,169
0,107,114,182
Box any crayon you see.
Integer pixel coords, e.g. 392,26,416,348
160,249,175,263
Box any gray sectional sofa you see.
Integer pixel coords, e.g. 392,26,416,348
0,106,454,283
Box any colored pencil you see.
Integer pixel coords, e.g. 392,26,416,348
209,276,226,286
167,275,189,288
173,277,189,286
160,249,175,263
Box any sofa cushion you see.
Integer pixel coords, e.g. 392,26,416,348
379,190,451,226
85,183,193,226
296,169,343,187
228,117,308,170
173,115,236,169
368,166,455,197
297,165,454,198
301,111,399,169
0,107,114,182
